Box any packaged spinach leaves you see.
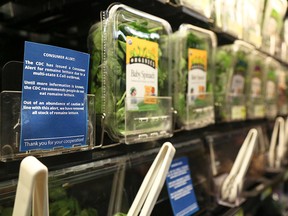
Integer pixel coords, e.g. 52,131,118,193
246,50,266,119
171,24,216,130
214,40,252,122
88,4,173,144
264,57,279,119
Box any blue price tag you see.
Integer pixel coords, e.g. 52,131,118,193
166,157,199,216
20,41,90,151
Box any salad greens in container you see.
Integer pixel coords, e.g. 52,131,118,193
264,57,279,119
88,3,173,144
246,50,266,119
277,64,288,116
261,0,287,55
171,24,216,130
214,40,252,122
263,57,279,119
214,0,244,39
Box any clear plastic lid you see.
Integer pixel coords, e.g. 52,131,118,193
246,50,267,119
264,57,279,119
214,40,253,122
171,24,216,130
88,3,173,144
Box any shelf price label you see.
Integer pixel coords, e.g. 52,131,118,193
166,157,199,216
20,41,90,152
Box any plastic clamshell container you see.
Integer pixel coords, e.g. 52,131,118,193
261,0,287,55
277,64,288,116
178,0,213,19
171,24,216,130
242,0,265,47
215,0,244,39
88,4,173,144
214,40,253,122
264,58,279,119
0,91,95,162
246,50,266,119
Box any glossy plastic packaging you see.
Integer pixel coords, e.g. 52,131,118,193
246,50,266,119
88,3,173,144
242,0,265,47
264,57,279,119
261,0,287,55
171,24,216,130
277,64,288,116
215,0,244,38
214,40,252,122
178,0,213,19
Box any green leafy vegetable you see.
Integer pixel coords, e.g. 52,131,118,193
49,186,98,216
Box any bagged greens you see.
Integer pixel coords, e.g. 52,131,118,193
171,24,216,129
88,3,173,143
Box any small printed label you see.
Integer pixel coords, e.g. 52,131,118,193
232,105,246,120
20,41,89,151
231,74,245,95
251,77,261,97
254,105,265,117
126,36,158,110
266,80,276,99
187,48,207,105
166,157,199,216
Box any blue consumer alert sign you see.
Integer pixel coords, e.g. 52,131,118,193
20,41,90,151
166,157,199,216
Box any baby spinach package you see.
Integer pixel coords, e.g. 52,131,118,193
246,50,266,119
214,40,252,122
171,24,216,130
88,3,173,144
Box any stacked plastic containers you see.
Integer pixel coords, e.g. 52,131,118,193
88,3,173,144
171,24,216,130
214,40,253,122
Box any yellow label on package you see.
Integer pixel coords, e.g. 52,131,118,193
126,36,158,109
232,105,246,120
254,105,265,117
187,48,207,105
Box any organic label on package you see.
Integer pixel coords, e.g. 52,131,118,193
230,60,247,95
251,65,262,98
20,41,89,151
126,36,158,110
187,48,207,105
